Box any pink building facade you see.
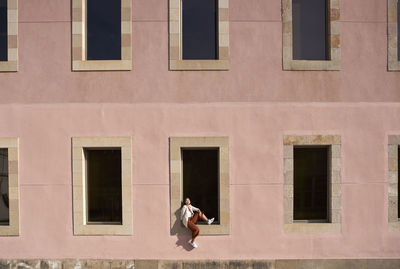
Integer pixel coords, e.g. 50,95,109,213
0,0,400,268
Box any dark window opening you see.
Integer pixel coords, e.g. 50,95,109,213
292,0,329,60
87,0,121,60
85,149,122,224
398,1,400,61
0,149,9,225
182,0,218,60
294,146,329,221
0,0,7,61
182,149,219,224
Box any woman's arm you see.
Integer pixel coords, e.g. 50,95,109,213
191,205,200,212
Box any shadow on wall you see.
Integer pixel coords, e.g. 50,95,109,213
172,208,193,251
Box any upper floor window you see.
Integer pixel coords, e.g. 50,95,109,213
87,0,121,61
282,0,340,71
72,0,132,71
182,0,218,60
292,0,329,61
388,0,399,70
0,0,17,72
0,0,7,62
169,0,229,70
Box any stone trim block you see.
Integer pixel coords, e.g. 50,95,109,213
388,135,400,231
283,135,342,234
388,0,400,71
169,137,230,235
72,137,132,235
282,0,341,71
71,0,132,71
0,137,19,236
0,0,18,72
169,0,230,70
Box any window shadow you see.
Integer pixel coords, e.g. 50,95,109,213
171,208,194,251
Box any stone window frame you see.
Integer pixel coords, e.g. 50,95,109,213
388,135,400,231
169,0,229,71
0,0,18,72
0,138,19,236
283,135,342,234
169,137,230,235
71,0,132,71
72,137,132,235
388,0,400,71
282,0,340,71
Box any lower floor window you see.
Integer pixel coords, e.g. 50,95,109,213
72,137,132,235
283,135,342,233
294,146,328,222
0,148,8,225
182,149,219,224
169,137,230,235
85,149,122,224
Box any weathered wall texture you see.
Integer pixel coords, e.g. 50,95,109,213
0,0,396,103
0,104,398,259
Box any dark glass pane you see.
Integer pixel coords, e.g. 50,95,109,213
398,1,400,61
182,0,218,60
86,149,122,223
87,0,121,60
182,149,219,224
294,147,328,221
0,149,9,225
292,0,329,60
0,0,7,61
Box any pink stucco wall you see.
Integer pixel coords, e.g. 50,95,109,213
0,0,396,103
0,103,398,259
0,0,399,260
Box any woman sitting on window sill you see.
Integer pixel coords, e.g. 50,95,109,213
180,197,214,248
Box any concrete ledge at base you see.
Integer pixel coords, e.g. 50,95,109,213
0,259,400,269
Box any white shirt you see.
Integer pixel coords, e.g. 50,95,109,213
180,205,199,228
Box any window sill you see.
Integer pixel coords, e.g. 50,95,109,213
284,223,341,234
169,59,229,71
0,225,19,236
283,59,340,71
72,60,132,71
389,222,400,232
388,61,400,71
174,223,229,236
0,61,18,72
73,224,132,236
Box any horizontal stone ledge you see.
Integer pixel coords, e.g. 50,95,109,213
0,259,400,269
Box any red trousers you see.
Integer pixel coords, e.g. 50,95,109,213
188,212,200,240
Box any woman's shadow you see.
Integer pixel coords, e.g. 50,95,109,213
171,208,195,251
